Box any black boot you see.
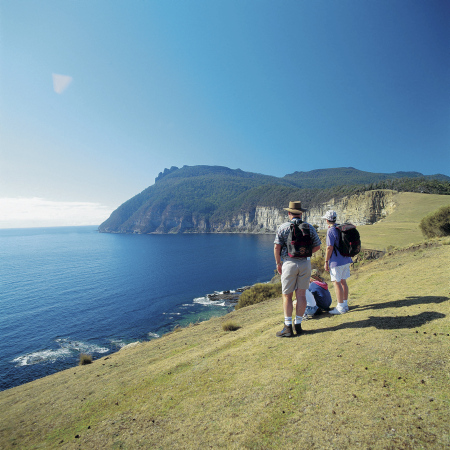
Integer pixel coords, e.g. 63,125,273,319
276,323,293,337
294,323,303,336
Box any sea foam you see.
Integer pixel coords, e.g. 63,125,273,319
12,338,109,367
193,296,226,307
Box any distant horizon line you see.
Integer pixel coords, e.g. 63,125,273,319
0,224,100,231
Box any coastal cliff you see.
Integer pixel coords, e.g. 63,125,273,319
208,189,396,233
306,189,397,228
98,166,448,234
101,189,397,234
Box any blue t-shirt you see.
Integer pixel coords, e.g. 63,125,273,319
326,225,353,268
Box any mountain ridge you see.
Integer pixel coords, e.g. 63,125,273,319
98,166,450,234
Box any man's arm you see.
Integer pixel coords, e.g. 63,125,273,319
274,244,283,275
324,245,333,271
309,224,322,255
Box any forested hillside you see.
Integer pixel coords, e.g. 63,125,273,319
98,166,449,234
283,167,450,189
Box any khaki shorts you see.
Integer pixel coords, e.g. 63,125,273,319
281,258,311,294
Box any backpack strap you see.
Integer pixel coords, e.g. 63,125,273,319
332,224,339,256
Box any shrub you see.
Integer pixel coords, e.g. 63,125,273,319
311,249,325,272
235,283,282,310
79,354,93,365
419,205,450,238
222,320,240,331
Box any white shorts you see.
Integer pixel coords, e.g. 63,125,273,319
330,263,351,282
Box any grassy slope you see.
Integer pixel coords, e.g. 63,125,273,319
358,192,450,250
1,195,449,449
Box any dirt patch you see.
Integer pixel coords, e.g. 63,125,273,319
386,240,443,256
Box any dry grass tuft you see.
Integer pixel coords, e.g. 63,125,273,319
79,354,92,365
222,320,240,332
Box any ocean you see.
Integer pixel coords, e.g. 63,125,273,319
0,226,275,391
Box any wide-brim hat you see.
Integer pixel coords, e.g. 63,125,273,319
284,201,307,214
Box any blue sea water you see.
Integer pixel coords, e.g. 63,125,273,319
0,226,275,391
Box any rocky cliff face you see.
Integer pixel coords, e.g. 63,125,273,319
209,207,284,233
305,190,396,229
209,189,397,233
108,189,397,234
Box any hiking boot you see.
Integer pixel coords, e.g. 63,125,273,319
329,306,347,315
276,324,293,337
294,323,303,336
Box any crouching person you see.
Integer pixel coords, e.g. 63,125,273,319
274,201,321,337
303,269,332,319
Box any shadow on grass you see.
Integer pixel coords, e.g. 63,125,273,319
307,295,448,334
351,295,449,312
307,311,446,334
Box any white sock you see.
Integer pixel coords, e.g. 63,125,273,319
285,317,292,325
295,316,303,324
337,303,345,310
343,300,348,308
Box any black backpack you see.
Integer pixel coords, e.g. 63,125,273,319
287,222,313,258
334,223,361,257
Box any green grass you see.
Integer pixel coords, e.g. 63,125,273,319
0,191,449,449
0,242,448,449
358,192,450,250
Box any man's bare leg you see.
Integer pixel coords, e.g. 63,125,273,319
333,281,344,305
283,292,294,318
330,281,347,314
294,288,307,317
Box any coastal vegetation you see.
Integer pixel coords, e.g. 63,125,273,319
357,192,450,250
79,354,93,365
235,282,282,310
221,320,241,332
98,166,450,234
419,205,450,238
0,185,449,448
0,239,448,448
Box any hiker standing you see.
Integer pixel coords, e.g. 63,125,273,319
274,201,321,337
323,210,353,314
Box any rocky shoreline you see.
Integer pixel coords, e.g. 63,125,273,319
206,286,252,305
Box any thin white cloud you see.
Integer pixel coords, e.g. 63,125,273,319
0,198,113,228
52,73,73,94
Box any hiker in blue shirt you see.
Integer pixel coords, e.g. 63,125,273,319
274,201,321,337
322,210,352,314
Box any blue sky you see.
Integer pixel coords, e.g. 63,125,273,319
1,0,449,227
